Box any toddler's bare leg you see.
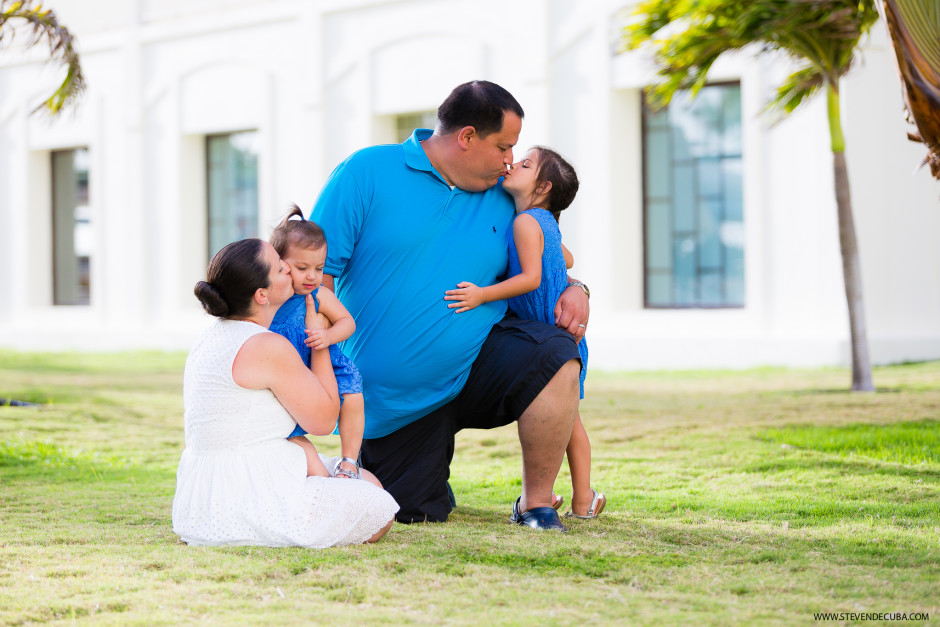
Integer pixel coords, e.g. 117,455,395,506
567,412,595,515
288,435,330,477
336,393,364,478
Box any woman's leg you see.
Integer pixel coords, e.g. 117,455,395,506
366,517,394,543
288,435,330,477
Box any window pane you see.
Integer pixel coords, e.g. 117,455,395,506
723,159,743,221
673,236,697,305
697,158,721,198
646,271,672,307
396,111,437,143
673,163,695,232
645,129,670,198
698,198,722,269
207,132,259,259
700,272,723,306
643,84,744,308
52,148,92,306
722,89,743,155
646,199,672,270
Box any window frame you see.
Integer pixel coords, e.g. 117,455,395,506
641,80,744,310
204,130,261,261
50,146,92,307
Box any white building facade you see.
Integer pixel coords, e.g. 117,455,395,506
1,0,938,370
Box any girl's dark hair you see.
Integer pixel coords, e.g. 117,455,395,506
194,238,270,319
270,204,326,257
531,146,579,222
436,80,525,137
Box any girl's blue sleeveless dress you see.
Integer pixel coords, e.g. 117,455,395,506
507,208,588,398
270,288,363,437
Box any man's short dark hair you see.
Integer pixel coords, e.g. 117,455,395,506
436,80,524,137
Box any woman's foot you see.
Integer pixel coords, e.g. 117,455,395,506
566,488,606,519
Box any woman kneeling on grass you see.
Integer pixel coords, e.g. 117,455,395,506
172,238,398,547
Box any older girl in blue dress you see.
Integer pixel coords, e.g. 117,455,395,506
270,206,364,480
444,147,605,519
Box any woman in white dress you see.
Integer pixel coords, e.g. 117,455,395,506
172,238,398,547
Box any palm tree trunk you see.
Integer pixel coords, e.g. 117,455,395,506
827,82,875,391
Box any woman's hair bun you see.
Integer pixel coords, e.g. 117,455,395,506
194,280,229,317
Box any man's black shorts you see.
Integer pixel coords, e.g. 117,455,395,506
360,315,581,523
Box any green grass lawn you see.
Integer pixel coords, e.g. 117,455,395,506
1,351,938,626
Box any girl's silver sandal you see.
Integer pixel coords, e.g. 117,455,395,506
564,489,606,519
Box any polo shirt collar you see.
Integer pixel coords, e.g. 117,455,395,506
404,128,452,187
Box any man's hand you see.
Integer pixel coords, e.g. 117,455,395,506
444,281,484,313
554,284,590,342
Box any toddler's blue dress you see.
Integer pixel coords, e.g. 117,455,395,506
270,288,363,437
507,208,589,398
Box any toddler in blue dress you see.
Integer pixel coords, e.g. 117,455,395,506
444,147,605,520
270,206,364,480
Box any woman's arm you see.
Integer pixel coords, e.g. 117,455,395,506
306,287,355,351
444,213,544,313
233,299,340,435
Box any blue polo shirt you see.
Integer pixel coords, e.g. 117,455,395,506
311,129,515,438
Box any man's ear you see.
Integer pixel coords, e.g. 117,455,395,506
456,126,476,150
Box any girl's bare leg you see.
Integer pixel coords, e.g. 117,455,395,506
288,435,330,477
567,412,595,516
336,393,364,478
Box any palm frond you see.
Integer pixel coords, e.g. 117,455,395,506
765,65,826,122
623,0,878,114
878,0,940,177
0,0,85,116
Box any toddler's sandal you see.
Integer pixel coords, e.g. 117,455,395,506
333,456,361,479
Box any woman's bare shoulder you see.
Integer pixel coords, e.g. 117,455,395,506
233,331,297,388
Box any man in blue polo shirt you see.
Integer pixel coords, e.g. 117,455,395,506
311,81,589,530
